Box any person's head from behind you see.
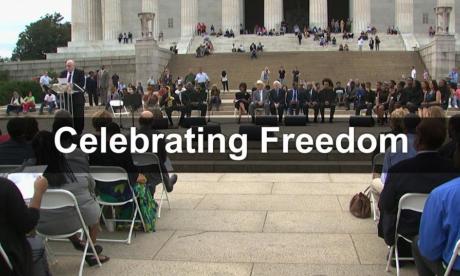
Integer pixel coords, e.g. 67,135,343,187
23,117,39,142
403,113,421,134
139,111,154,128
415,119,447,151
106,122,120,137
447,114,460,141
390,108,410,134
92,110,113,132
53,110,74,144
32,131,75,187
7,118,26,142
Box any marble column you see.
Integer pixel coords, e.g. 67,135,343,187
264,0,283,31
352,0,371,33
438,0,455,33
87,0,102,41
103,0,122,41
395,0,414,33
309,0,328,29
71,0,89,42
181,0,198,37
142,0,159,40
222,0,240,33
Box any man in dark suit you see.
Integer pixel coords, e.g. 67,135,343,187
318,78,336,123
59,60,86,135
183,82,207,117
286,82,301,115
269,81,286,122
378,118,460,259
302,82,319,123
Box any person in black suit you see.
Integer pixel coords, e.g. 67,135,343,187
318,78,336,123
378,118,460,260
59,60,86,135
301,82,320,123
86,71,98,107
269,81,286,122
159,86,185,127
184,83,207,117
286,82,301,115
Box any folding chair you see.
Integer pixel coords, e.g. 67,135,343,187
132,153,171,218
386,193,429,276
89,166,146,244
37,190,102,276
109,100,129,118
0,242,13,271
445,239,460,276
370,153,385,221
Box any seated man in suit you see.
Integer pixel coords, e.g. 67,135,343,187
160,85,185,127
136,111,177,193
378,118,460,261
286,82,301,115
301,82,320,123
269,81,286,123
412,176,460,276
183,82,207,117
248,80,270,123
318,78,336,123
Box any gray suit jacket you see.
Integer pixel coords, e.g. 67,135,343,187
251,89,268,103
99,70,110,89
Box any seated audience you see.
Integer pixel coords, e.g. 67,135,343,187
269,81,286,123
439,114,460,169
301,82,320,123
412,177,460,276
22,91,36,113
183,83,207,117
0,177,49,275
249,80,270,123
39,89,57,115
6,92,23,116
234,82,251,124
378,119,460,262
0,118,34,165
286,82,301,115
319,78,336,123
160,86,185,127
31,131,109,266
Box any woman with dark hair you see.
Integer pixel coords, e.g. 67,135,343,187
234,82,251,124
31,131,109,266
221,71,229,92
419,80,442,117
0,176,48,275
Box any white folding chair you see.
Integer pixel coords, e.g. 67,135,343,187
386,193,429,276
445,239,460,276
0,242,13,271
370,153,385,221
89,166,146,244
109,100,129,118
37,189,102,276
132,153,171,218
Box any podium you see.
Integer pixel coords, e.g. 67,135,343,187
51,83,84,116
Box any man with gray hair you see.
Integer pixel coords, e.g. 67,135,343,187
249,80,270,123
59,59,86,135
269,80,286,123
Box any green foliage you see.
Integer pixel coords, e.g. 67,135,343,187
0,70,9,82
12,13,71,61
0,81,43,105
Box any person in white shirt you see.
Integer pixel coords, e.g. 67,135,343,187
358,38,364,51
147,76,156,86
195,68,209,92
411,66,417,80
39,90,57,114
39,72,51,91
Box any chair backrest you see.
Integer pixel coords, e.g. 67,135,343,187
372,153,385,173
0,242,13,271
395,193,428,233
0,165,21,176
89,166,130,184
445,239,460,276
132,153,161,167
110,100,124,108
39,189,79,210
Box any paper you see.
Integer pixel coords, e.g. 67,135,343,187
58,78,68,85
8,173,41,200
